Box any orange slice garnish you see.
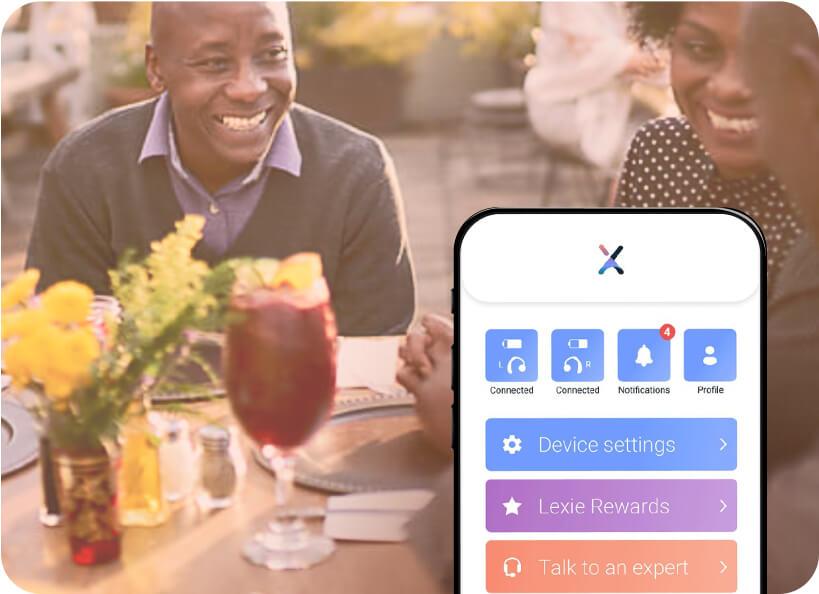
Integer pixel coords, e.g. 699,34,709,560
271,253,323,291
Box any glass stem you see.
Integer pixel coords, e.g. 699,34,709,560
271,452,296,511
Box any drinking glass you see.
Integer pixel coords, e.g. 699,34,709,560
224,279,337,570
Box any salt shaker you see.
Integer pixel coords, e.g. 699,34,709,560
159,418,196,502
196,425,237,511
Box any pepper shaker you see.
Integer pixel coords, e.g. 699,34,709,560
196,425,237,511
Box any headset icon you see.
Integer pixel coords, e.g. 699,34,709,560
503,557,522,578
562,355,583,374
506,356,527,375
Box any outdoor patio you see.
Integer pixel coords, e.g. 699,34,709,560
1,125,597,319
1,2,609,319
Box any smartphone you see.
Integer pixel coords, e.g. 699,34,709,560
454,209,764,594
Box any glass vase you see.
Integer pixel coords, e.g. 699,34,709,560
53,449,121,566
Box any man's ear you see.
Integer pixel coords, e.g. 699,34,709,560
145,43,165,93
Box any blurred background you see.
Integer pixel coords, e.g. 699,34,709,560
1,2,672,316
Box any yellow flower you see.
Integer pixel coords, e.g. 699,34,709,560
17,326,99,400
41,281,93,325
64,327,101,369
46,327,98,383
25,323,63,381
177,214,205,236
1,308,48,340
3,338,33,388
42,372,76,401
1,269,40,311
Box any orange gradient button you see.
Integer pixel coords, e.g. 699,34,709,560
487,540,737,593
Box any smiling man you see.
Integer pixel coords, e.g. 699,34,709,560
26,2,415,336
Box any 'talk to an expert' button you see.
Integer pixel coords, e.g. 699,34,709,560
487,418,737,471
486,479,736,532
487,540,737,593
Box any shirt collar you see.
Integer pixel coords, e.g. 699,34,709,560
138,92,302,180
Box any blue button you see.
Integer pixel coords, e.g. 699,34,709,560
551,330,604,382
486,418,737,471
485,329,538,382
618,329,671,381
684,329,737,381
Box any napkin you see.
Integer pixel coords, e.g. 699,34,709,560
336,336,402,390
323,489,435,542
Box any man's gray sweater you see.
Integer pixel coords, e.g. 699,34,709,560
26,100,416,336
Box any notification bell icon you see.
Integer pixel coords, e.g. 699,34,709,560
635,344,653,368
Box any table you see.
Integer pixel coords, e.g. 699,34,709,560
1,392,446,594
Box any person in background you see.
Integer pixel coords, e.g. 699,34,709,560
740,4,819,591
617,2,803,292
25,2,415,337
525,2,666,174
741,0,819,473
397,314,454,593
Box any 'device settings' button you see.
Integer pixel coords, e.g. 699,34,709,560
486,418,737,471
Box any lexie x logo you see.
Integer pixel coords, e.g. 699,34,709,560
598,244,624,275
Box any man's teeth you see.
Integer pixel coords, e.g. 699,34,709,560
707,110,758,134
219,111,267,131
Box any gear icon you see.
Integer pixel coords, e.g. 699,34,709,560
502,434,523,454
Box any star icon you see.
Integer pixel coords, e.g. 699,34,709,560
502,496,522,516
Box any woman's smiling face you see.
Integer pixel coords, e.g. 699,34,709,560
670,2,765,179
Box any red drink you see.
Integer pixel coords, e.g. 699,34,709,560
226,257,338,571
224,279,337,450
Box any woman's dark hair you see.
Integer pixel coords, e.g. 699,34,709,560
626,2,685,46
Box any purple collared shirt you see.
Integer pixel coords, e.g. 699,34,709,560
138,93,302,256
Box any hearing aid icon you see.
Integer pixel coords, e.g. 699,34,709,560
551,330,604,382
486,330,538,382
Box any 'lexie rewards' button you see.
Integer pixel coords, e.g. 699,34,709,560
486,479,736,533
487,540,737,593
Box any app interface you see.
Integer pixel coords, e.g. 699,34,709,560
458,212,762,594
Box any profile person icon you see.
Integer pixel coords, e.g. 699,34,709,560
702,345,718,367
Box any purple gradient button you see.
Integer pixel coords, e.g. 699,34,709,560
486,479,736,532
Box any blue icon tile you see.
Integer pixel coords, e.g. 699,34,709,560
618,329,671,382
551,330,604,382
684,329,737,382
486,330,538,382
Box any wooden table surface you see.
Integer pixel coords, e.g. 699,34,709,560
1,392,445,594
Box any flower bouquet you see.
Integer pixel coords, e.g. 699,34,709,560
1,216,237,564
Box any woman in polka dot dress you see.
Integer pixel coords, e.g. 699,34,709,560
616,2,802,290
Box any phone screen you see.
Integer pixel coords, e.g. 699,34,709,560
455,210,764,594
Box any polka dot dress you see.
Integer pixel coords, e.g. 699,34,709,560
616,117,802,289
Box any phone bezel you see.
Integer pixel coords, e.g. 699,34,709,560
452,207,767,593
